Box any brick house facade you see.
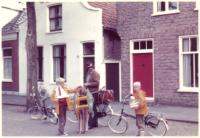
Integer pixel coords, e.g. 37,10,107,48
2,39,19,91
1,10,26,93
117,2,198,106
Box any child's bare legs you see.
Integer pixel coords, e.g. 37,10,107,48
78,108,89,134
85,108,89,131
78,110,83,134
83,108,89,132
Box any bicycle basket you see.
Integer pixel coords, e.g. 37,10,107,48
96,103,108,117
145,115,160,129
99,90,114,103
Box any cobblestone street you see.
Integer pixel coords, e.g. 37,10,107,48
2,105,198,136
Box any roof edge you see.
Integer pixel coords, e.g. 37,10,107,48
81,1,102,11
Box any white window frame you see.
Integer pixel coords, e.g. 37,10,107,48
46,3,63,34
52,44,66,82
152,0,180,16
178,35,199,93
2,47,13,82
194,0,199,10
81,41,95,83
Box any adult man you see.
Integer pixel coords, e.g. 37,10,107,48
51,78,78,136
84,62,100,129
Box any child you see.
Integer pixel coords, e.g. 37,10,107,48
51,78,78,136
76,86,90,134
131,81,148,136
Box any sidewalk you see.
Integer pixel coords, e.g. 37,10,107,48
2,94,198,123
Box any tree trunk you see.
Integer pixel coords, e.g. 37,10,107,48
26,2,39,111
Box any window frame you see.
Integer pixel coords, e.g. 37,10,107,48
131,38,154,54
37,46,43,81
48,4,62,32
2,47,13,82
152,0,180,16
53,45,66,82
178,35,199,93
82,42,95,83
194,0,199,10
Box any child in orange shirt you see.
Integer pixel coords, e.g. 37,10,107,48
131,81,148,136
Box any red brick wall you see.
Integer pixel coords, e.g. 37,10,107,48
2,37,19,92
117,2,198,106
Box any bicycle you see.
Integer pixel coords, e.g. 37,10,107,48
108,94,169,136
66,87,115,127
27,87,58,125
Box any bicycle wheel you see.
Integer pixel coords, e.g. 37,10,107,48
108,114,128,134
98,104,113,127
46,108,58,125
28,107,43,120
67,110,78,123
145,115,168,136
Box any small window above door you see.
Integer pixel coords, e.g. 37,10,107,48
133,39,153,52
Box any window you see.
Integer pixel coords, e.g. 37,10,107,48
133,40,153,50
179,36,199,91
83,42,95,82
153,1,179,15
37,47,43,81
3,48,12,81
195,0,199,10
53,45,66,81
49,4,62,32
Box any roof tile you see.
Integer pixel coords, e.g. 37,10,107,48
89,2,117,30
2,9,27,35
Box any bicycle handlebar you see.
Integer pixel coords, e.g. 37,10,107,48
86,86,109,94
122,94,132,103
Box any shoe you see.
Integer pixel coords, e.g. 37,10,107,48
41,115,47,120
58,132,68,136
78,131,85,134
63,132,69,136
88,126,94,129
136,131,145,136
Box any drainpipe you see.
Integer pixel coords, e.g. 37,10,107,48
198,2,200,104
0,7,3,96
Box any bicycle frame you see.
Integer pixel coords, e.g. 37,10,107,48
118,94,169,132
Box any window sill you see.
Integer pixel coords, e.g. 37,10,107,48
152,10,180,16
49,82,68,85
177,88,199,93
46,30,63,34
2,79,13,82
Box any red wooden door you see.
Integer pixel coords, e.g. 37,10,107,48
133,53,153,97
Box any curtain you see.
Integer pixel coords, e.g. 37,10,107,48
183,55,192,87
54,58,60,81
3,58,12,79
53,47,60,81
183,39,192,87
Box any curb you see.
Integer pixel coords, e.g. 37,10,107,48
167,118,198,124
2,103,26,107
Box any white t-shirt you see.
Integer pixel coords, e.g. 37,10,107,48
55,85,69,98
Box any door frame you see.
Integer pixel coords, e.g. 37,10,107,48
130,38,155,101
104,60,122,101
80,40,95,85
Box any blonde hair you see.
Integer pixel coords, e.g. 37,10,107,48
133,81,141,89
56,77,65,84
